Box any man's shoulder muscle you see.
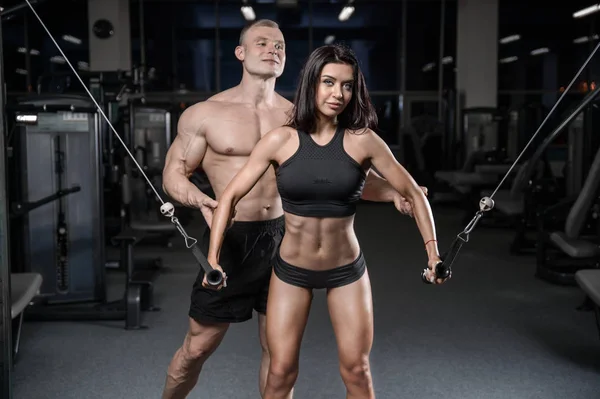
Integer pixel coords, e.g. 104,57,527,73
179,99,237,133
178,101,216,132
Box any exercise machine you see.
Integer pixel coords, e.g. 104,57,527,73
494,87,600,254
127,103,177,241
535,143,600,285
7,94,159,329
10,95,105,303
1,11,43,395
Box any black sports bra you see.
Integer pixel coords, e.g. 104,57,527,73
276,126,366,218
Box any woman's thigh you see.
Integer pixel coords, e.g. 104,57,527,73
326,271,374,365
266,271,313,364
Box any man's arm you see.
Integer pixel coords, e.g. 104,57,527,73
361,169,399,202
362,168,428,217
162,104,212,209
207,129,289,266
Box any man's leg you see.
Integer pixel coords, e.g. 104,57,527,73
162,317,229,399
258,313,270,397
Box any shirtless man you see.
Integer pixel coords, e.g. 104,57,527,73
161,19,422,399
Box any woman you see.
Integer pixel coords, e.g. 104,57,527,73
206,44,449,398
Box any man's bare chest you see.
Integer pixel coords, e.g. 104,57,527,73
205,109,288,156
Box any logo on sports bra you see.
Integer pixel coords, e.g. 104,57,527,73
313,178,332,184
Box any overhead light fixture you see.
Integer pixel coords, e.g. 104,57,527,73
442,56,453,64
62,35,82,45
324,35,335,44
50,55,66,64
500,34,520,44
422,62,435,72
574,34,599,43
499,56,518,64
18,47,40,55
15,68,27,76
530,47,549,56
241,5,256,21
338,6,354,22
573,4,600,18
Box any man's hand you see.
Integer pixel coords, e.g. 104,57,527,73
199,196,237,229
393,186,429,217
199,197,218,228
202,263,227,290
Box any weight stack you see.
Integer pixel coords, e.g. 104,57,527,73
15,95,106,304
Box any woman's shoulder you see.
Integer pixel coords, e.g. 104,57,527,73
346,127,378,141
262,125,297,146
345,127,389,153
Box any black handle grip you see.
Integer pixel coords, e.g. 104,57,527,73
191,245,224,287
421,261,451,284
205,269,224,287
436,262,451,279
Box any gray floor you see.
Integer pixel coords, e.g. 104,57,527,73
11,203,600,399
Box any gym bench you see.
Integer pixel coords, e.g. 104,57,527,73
10,272,43,365
575,270,600,341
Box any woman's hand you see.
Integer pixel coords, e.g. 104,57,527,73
422,256,451,285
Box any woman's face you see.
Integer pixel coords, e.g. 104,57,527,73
314,62,354,119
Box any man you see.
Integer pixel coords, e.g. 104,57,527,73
161,19,423,399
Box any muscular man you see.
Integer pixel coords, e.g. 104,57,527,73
161,19,421,399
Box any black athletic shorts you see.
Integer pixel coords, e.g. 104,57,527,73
274,251,366,289
189,216,285,324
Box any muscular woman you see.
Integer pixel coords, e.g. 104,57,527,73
206,43,449,399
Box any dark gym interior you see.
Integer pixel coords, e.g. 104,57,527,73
1,1,600,398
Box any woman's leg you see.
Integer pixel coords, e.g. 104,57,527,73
264,271,313,399
327,270,375,399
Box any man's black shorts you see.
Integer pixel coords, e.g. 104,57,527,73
189,216,285,324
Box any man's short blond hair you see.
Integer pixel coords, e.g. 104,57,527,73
239,19,280,45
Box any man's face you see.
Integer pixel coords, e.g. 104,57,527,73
237,26,286,78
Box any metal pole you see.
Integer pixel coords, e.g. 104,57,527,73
437,0,446,121
139,0,146,97
308,0,314,53
171,8,177,90
395,0,408,164
400,0,407,127
215,0,220,92
0,11,14,398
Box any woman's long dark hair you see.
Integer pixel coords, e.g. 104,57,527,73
286,44,378,134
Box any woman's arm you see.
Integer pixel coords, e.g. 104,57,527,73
207,129,289,266
363,130,442,266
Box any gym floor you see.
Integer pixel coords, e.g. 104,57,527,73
10,203,600,399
